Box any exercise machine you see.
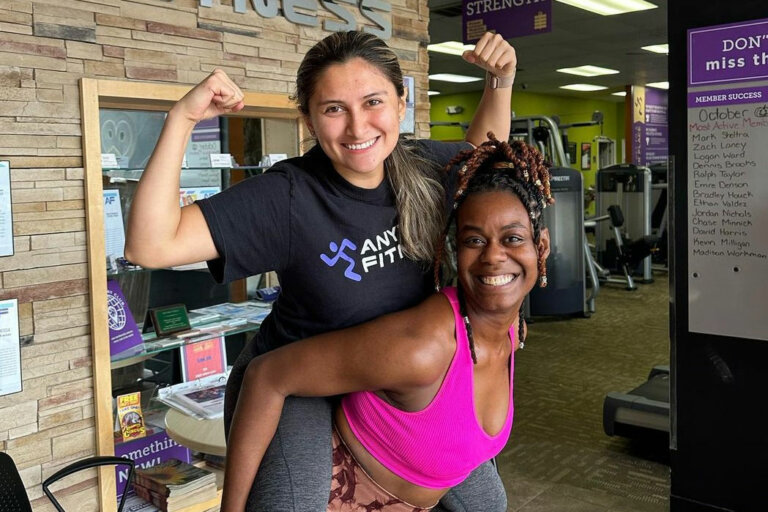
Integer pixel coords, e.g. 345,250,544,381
603,365,670,439
509,115,569,168
649,162,669,268
528,166,590,317
509,116,592,317
595,163,655,282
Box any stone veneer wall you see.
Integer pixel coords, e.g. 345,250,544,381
0,0,430,508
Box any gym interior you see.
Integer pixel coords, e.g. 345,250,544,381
1,1,766,511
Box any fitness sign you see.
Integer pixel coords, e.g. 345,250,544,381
198,0,391,39
462,0,551,43
687,17,768,341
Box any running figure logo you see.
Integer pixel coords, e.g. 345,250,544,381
320,239,362,282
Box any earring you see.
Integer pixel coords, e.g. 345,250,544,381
538,256,548,287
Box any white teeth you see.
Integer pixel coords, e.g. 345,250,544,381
344,138,376,150
480,274,515,286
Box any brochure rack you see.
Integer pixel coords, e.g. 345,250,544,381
81,77,303,512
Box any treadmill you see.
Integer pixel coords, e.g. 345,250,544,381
603,364,670,438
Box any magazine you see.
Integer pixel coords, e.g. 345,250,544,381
133,458,216,496
116,392,146,441
133,480,217,511
156,371,229,420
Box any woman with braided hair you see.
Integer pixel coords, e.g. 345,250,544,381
222,136,553,512
127,29,518,512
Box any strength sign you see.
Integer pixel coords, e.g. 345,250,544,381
462,0,550,44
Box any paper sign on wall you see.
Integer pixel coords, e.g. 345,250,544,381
0,161,13,257
0,298,21,396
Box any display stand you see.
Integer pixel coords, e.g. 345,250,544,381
81,78,302,512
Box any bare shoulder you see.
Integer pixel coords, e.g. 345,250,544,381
376,293,457,388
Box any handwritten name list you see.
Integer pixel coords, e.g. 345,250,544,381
687,18,768,341
688,105,767,261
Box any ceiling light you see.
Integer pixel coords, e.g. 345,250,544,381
429,73,483,83
555,0,657,16
427,41,474,56
428,91,441,96
560,84,608,91
646,81,669,89
557,65,620,77
612,91,627,96
642,44,668,54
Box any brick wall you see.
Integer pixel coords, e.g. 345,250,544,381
0,0,430,508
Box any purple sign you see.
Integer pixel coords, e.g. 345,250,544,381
114,429,191,497
107,280,143,357
191,117,221,142
462,0,551,44
689,17,768,86
688,85,768,107
632,87,668,167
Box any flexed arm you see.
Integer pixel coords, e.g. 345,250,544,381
463,32,516,146
124,69,245,268
220,296,454,512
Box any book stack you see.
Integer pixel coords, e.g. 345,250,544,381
133,458,218,511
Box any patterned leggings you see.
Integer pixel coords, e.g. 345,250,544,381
328,428,435,512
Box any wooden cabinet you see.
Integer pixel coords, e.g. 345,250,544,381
80,78,302,511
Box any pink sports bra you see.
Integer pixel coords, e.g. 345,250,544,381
341,286,514,488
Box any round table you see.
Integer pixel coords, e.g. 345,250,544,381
164,409,227,456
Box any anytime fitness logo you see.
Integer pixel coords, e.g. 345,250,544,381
320,227,404,282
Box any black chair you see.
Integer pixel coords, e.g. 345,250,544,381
0,451,134,512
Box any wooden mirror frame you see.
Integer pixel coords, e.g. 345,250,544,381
80,78,302,511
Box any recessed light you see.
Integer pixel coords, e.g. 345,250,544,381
555,0,657,16
557,65,620,77
642,44,668,54
429,74,483,83
427,41,474,56
646,81,669,89
612,91,627,96
428,91,441,96
560,84,609,91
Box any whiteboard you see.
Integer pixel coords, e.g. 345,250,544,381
687,18,768,340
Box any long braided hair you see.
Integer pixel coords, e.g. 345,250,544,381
433,134,554,360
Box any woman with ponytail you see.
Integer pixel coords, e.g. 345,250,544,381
127,31,518,511
222,137,553,512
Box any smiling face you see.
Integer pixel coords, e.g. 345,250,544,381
304,57,406,189
456,190,550,318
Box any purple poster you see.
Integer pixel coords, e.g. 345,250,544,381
632,87,668,167
114,429,191,497
644,87,668,166
686,18,768,341
107,280,143,357
462,0,551,44
689,17,768,86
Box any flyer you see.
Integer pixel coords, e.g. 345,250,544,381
0,298,21,396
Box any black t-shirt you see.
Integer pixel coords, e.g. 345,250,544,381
196,139,470,353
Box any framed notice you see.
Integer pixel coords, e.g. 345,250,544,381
581,143,592,170
0,161,14,257
147,304,191,337
180,337,226,381
0,299,22,396
568,142,577,165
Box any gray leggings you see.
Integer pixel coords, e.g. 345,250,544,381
224,347,508,512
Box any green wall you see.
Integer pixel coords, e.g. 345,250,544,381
429,90,626,207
